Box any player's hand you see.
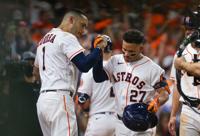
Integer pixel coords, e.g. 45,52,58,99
93,35,111,50
174,57,186,70
93,35,106,49
168,116,176,136
75,93,90,112
147,97,160,113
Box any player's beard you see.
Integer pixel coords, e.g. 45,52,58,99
70,25,80,38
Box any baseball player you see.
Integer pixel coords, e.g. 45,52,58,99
168,40,200,136
33,9,107,136
92,29,170,136
77,39,116,136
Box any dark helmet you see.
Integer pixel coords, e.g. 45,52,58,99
122,103,158,132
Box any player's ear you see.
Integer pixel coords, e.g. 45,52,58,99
139,46,144,52
69,16,74,24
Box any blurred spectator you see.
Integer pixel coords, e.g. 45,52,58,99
4,23,18,60
31,1,54,44
30,0,53,24
16,22,37,55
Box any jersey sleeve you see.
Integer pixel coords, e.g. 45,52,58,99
60,34,85,60
150,63,165,87
77,69,93,96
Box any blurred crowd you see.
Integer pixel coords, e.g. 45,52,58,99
0,0,198,135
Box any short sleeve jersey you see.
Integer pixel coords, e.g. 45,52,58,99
103,54,164,116
78,61,115,116
34,28,84,93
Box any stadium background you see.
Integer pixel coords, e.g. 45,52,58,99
0,0,199,135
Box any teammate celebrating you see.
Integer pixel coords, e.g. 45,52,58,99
33,9,107,136
77,39,116,136
93,29,170,135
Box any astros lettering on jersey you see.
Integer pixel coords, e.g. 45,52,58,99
104,54,164,116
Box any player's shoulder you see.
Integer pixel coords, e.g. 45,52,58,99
143,56,163,70
106,54,124,65
53,28,77,38
111,54,124,61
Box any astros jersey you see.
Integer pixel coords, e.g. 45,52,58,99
34,28,85,93
170,44,200,102
104,54,164,116
78,61,115,116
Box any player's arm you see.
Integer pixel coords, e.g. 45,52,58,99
71,48,102,72
92,58,108,82
175,56,200,76
168,82,181,136
148,75,170,112
71,35,108,73
33,51,40,80
155,88,169,106
33,66,40,80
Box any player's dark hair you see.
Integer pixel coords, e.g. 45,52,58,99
123,29,145,44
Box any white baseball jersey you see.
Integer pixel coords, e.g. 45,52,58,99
170,44,200,102
104,54,165,116
170,44,200,136
35,28,85,136
78,61,115,116
34,28,85,93
78,61,116,136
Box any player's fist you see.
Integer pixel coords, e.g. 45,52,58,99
93,35,106,49
147,97,160,113
92,35,112,50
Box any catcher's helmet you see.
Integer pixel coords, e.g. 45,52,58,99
122,103,158,132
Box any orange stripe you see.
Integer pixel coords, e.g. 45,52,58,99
69,48,85,60
125,60,150,106
63,95,70,136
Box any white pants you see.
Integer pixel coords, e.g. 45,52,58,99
84,112,116,136
115,117,156,136
37,91,78,136
180,105,200,136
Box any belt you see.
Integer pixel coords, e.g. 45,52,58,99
95,112,114,115
40,90,73,97
117,114,123,120
182,101,199,108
